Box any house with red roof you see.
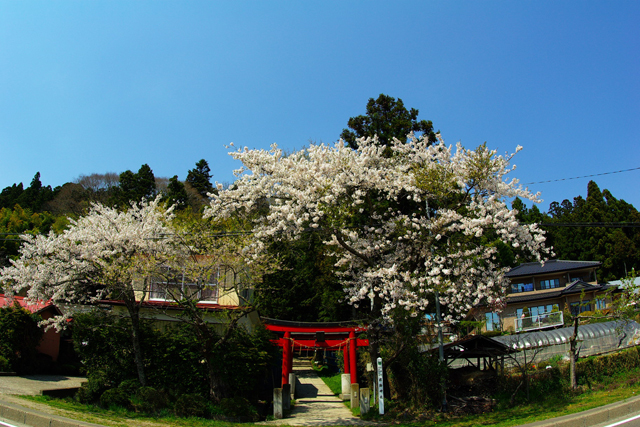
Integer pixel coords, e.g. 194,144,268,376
0,295,63,362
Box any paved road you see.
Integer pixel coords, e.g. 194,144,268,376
593,413,640,427
0,375,85,396
0,417,30,427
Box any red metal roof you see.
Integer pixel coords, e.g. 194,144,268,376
98,299,241,312
0,294,58,314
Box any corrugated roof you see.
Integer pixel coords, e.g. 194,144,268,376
492,320,639,349
506,260,601,278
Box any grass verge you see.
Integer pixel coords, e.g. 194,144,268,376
17,395,242,427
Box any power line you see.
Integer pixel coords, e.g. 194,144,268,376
539,222,640,228
524,167,640,185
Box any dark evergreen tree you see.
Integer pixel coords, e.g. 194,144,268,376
114,164,157,206
517,181,640,282
186,159,214,199
256,233,351,322
340,94,437,153
0,173,56,212
0,183,24,210
135,164,157,200
165,176,189,210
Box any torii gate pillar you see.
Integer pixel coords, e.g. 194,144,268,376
281,331,292,386
349,331,357,384
343,343,350,374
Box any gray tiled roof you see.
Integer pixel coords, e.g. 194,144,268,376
505,259,601,278
506,280,610,304
507,290,563,304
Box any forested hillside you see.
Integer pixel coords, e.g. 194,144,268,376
513,180,639,282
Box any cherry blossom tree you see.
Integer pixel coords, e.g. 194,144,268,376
0,197,178,386
206,134,551,363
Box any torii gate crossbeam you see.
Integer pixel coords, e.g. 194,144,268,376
262,317,368,387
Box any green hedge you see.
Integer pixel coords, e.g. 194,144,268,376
498,345,640,403
0,302,43,374
576,346,640,385
71,309,278,414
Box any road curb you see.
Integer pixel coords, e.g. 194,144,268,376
0,398,106,427
3,391,640,427
520,394,640,427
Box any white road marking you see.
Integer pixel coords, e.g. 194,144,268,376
603,413,640,427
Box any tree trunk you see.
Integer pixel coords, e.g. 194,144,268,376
205,356,225,403
569,316,579,390
124,296,147,387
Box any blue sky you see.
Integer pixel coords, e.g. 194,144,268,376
1,1,638,211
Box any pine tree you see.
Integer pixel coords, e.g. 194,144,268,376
186,160,214,199
165,176,189,210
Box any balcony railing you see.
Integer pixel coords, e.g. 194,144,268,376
516,311,564,332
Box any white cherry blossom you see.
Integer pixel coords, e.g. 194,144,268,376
206,134,551,322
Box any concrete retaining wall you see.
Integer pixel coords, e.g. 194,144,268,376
0,398,105,427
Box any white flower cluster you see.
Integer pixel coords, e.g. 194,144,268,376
0,197,178,331
206,135,551,322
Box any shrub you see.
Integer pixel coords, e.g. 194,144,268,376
0,355,11,372
388,343,447,409
576,346,640,385
0,302,42,374
99,388,131,409
72,311,138,387
72,310,278,405
174,393,208,418
219,397,257,420
143,324,208,396
118,379,140,396
83,369,118,402
75,385,94,404
131,386,169,413
208,324,280,400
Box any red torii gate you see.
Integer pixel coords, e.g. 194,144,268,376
262,317,369,387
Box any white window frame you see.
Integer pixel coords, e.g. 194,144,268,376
149,267,219,304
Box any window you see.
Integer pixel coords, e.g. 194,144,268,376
595,298,607,310
485,312,501,332
149,267,218,304
511,282,534,293
570,301,592,316
540,278,560,290
517,304,562,330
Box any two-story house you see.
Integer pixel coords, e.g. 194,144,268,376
102,264,260,333
481,260,611,333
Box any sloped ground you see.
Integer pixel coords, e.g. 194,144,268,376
259,362,379,426
0,374,85,396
